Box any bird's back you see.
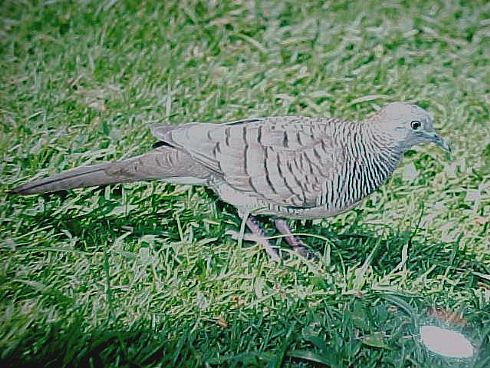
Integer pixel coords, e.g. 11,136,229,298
152,116,402,218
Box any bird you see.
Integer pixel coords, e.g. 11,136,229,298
10,102,450,260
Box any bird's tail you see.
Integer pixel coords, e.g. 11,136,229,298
9,162,125,194
9,148,210,195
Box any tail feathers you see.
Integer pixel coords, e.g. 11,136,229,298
8,163,127,195
10,148,214,195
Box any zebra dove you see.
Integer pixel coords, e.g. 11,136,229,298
10,102,450,260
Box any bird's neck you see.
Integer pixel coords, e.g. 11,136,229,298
340,122,402,201
359,122,404,166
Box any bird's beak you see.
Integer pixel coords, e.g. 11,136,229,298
425,132,451,153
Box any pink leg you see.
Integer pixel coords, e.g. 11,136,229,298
274,219,313,258
241,214,280,261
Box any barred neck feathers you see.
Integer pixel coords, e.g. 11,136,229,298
360,121,403,169
331,121,402,209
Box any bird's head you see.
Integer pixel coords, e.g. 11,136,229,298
367,102,450,153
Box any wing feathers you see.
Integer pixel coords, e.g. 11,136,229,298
149,117,343,208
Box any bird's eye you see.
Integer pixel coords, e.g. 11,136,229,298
411,120,422,130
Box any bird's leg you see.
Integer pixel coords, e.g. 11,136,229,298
229,211,280,261
245,215,280,261
274,219,312,258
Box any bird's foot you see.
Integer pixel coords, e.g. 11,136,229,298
229,214,315,261
229,214,280,261
274,219,316,259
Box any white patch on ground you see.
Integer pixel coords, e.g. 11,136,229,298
420,325,475,358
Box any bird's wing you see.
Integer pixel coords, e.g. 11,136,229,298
151,117,345,208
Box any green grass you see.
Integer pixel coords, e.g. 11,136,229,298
1,0,489,366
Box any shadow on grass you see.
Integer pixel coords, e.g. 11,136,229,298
3,191,490,367
1,295,489,368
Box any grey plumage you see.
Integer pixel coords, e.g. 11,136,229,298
10,147,211,194
11,102,449,218
11,102,449,257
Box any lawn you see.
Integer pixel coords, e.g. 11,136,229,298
1,0,489,366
